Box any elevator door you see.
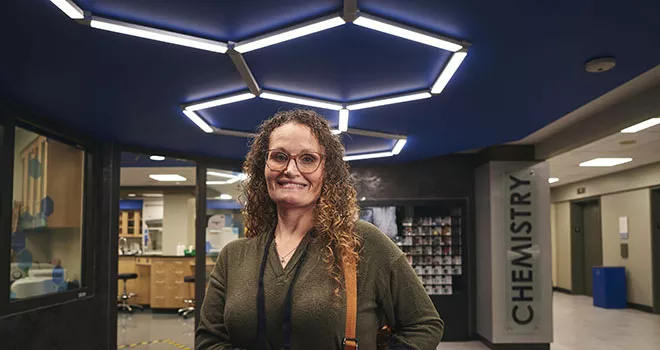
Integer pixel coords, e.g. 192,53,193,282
581,201,603,297
651,189,660,313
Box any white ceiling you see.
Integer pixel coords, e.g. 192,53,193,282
548,121,660,187
120,167,243,199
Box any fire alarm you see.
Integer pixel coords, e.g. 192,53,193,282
585,57,616,73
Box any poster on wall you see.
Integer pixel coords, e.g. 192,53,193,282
503,166,543,334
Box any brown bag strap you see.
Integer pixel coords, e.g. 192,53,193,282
343,260,358,350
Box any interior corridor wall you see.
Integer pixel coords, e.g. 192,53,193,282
601,189,653,306
550,161,660,305
552,202,571,290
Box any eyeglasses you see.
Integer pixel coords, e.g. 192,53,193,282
266,150,324,174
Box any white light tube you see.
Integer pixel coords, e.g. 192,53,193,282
347,91,431,111
343,151,394,161
219,194,232,200
149,174,187,182
331,129,342,135
353,14,462,52
620,118,660,133
431,51,467,94
392,139,407,155
548,178,559,184
150,155,165,161
142,193,163,198
182,110,213,133
260,91,343,111
234,16,345,53
90,17,228,53
50,0,84,19
579,158,633,167
339,109,349,132
207,171,237,179
185,92,256,112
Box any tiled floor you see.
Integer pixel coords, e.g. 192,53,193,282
117,292,660,349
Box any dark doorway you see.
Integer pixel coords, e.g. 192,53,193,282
570,198,603,296
651,189,660,313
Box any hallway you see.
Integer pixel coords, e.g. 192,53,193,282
117,292,660,349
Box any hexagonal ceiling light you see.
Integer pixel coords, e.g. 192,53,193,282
48,0,470,161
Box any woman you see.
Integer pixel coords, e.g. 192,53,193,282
196,109,443,349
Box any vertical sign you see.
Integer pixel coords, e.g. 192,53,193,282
505,168,542,334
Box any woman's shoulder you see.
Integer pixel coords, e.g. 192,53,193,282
219,236,262,260
355,220,404,266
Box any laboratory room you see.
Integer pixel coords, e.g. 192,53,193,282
116,152,245,346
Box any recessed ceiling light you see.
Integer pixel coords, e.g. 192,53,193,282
90,17,228,53
207,171,237,179
548,178,559,184
50,0,84,19
150,155,165,161
142,193,163,198
185,92,256,112
149,174,187,182
219,194,232,200
347,91,431,111
260,91,343,111
128,193,136,197
620,118,660,133
579,158,633,167
353,13,462,52
343,151,394,161
234,15,345,53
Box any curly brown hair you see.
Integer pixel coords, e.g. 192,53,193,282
241,109,361,294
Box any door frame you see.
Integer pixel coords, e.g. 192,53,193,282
570,197,602,295
650,187,660,313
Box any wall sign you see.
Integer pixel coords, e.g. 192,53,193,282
505,168,542,334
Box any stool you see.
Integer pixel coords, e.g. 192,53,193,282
118,273,143,313
178,275,195,319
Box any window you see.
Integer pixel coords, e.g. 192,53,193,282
9,127,85,300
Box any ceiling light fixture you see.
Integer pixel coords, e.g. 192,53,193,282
431,51,467,94
185,92,256,112
219,194,232,200
150,155,165,161
149,174,187,182
142,193,163,198
620,117,660,133
347,91,431,111
128,193,136,197
182,110,213,133
207,171,237,179
260,91,343,110
90,17,228,53
579,158,633,167
548,178,559,184
50,0,84,19
234,15,345,53
338,109,349,132
353,13,462,52
392,139,407,155
343,151,394,161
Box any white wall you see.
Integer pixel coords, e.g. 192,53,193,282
601,189,653,306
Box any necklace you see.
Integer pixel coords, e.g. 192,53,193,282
276,241,299,264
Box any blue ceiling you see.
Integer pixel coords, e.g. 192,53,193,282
2,0,659,162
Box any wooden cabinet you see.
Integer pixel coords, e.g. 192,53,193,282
119,210,142,237
18,136,84,229
149,258,191,309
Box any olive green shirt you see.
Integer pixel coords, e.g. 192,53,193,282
196,220,443,349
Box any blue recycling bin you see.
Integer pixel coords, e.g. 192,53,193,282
592,266,627,309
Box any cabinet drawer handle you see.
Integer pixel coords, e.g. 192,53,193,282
155,280,166,284
155,296,165,300
174,261,183,265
